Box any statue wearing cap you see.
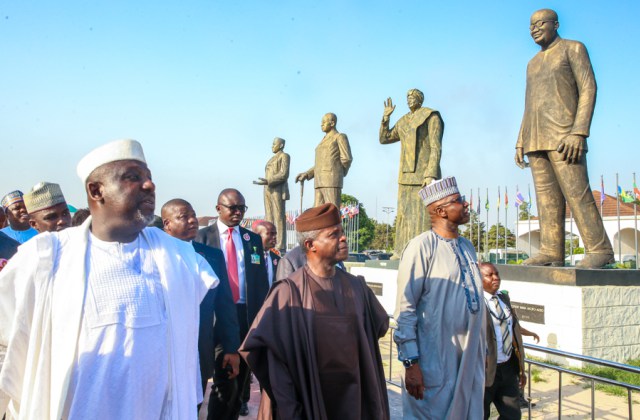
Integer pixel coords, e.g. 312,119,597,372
0,190,38,244
394,176,486,420
23,182,72,233
0,139,220,419
240,203,390,420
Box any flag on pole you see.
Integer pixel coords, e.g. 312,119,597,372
634,181,640,201
477,194,481,215
497,187,501,209
469,190,473,212
504,188,509,207
618,185,635,203
485,195,489,211
528,187,532,210
515,190,525,208
600,176,605,207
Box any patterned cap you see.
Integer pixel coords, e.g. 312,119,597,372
23,182,67,213
418,177,459,206
77,139,146,183
1,190,24,210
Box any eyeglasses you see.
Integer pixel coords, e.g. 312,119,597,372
530,20,554,30
439,195,466,207
218,203,248,213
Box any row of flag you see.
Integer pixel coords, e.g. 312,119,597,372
601,175,640,206
340,203,360,219
468,187,532,214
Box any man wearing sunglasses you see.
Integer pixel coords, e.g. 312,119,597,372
395,177,486,420
195,188,269,419
515,8,614,268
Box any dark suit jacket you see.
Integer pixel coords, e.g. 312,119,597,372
195,224,269,326
485,292,525,387
192,242,241,387
266,250,281,288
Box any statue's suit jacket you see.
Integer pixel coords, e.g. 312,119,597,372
265,151,290,200
195,224,270,327
485,292,525,387
305,130,352,189
192,241,240,392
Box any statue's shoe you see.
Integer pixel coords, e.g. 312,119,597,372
522,254,564,267
575,253,615,269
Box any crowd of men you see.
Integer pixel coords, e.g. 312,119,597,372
0,138,540,420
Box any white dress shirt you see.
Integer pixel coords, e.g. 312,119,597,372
484,291,513,363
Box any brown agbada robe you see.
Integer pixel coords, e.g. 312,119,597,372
239,265,390,420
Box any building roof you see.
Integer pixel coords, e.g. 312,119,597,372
568,191,637,218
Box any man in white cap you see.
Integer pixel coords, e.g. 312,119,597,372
0,191,38,243
394,176,486,420
23,182,72,233
0,139,219,419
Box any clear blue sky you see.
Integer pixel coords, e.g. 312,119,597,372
1,1,638,227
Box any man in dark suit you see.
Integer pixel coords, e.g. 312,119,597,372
253,220,280,288
195,189,270,418
481,262,527,420
161,199,241,407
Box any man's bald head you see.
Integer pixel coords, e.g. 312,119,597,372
161,198,192,220
254,220,277,250
162,198,199,241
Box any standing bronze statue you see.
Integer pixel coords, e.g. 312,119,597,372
295,113,353,208
516,9,614,268
380,88,443,257
254,137,290,252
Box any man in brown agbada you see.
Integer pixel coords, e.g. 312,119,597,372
240,203,390,420
515,8,614,268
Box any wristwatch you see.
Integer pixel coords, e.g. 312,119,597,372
403,358,419,368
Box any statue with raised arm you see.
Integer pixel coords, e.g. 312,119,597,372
254,137,290,252
515,8,614,268
295,113,353,209
380,88,443,257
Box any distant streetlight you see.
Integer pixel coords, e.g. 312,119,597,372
382,207,395,250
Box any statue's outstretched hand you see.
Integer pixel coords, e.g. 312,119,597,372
515,148,527,169
295,173,307,183
557,135,585,164
253,178,267,185
383,98,396,119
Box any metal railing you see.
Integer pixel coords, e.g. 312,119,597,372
523,343,640,420
381,327,640,419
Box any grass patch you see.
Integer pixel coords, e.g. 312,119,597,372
578,359,640,397
531,367,548,383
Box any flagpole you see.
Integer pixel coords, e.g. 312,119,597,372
485,188,489,261
504,186,508,264
477,187,481,256
616,173,622,263
634,173,638,270
569,207,573,264
515,185,519,263
528,184,532,258
497,187,500,264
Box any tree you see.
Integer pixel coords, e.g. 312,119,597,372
370,220,395,251
518,202,535,221
461,211,487,253
486,223,515,251
341,193,375,251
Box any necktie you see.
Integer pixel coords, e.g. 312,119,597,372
491,296,512,356
226,228,240,303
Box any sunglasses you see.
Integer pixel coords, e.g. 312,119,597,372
218,203,248,213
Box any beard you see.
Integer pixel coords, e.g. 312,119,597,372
135,209,155,226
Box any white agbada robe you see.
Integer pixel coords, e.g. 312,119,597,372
0,218,218,419
394,230,486,420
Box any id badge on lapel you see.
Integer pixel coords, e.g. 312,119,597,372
250,246,261,265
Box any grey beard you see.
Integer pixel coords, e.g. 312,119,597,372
136,210,155,226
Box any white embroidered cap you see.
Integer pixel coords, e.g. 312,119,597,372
418,176,459,206
23,182,67,213
77,139,146,183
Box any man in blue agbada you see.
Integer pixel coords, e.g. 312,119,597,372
394,176,486,419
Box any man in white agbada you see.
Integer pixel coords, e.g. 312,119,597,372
394,176,486,420
0,139,219,419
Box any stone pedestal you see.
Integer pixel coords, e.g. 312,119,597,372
353,263,640,366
